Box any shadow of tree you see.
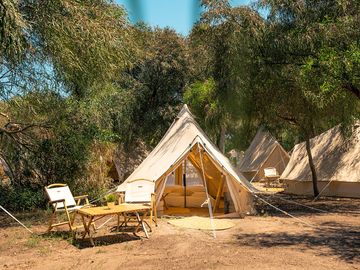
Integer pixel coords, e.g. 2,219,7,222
254,194,360,217
235,222,360,263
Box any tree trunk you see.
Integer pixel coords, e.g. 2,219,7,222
305,136,319,197
218,125,226,154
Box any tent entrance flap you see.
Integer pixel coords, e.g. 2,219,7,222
213,175,225,213
156,143,248,215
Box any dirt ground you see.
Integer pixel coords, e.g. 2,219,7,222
1,195,360,270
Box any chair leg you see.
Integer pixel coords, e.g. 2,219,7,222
149,209,153,229
154,204,158,227
70,211,77,227
143,220,152,232
64,206,73,231
124,213,128,227
47,211,56,232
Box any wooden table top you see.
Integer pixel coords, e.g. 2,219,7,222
77,204,151,217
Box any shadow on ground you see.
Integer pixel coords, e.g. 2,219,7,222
254,194,360,217
74,233,141,249
40,227,144,249
0,210,49,228
235,221,360,263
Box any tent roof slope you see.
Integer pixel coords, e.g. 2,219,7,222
240,129,288,172
281,123,360,182
121,104,257,193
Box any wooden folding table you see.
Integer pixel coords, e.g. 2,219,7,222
76,204,151,246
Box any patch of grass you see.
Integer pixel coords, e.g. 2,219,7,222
96,249,107,254
23,220,33,228
25,235,41,248
38,246,51,256
123,243,134,251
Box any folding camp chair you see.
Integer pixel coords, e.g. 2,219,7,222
264,167,280,187
118,179,157,231
45,183,93,232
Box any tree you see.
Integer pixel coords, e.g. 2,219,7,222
188,0,264,152
0,0,140,209
118,27,190,147
22,0,139,99
243,0,360,196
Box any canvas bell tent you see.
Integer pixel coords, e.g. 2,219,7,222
117,105,257,215
239,129,290,182
281,123,360,198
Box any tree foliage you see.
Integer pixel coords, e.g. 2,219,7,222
0,0,359,208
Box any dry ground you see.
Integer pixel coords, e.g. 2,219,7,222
1,196,360,270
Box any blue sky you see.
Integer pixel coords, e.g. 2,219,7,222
116,0,254,36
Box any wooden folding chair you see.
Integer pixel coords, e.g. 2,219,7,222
264,167,280,187
118,179,157,231
44,183,93,232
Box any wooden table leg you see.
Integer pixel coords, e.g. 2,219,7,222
86,216,95,246
81,215,95,246
80,215,87,240
134,211,149,239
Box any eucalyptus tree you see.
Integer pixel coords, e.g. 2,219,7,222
188,0,264,152
246,0,360,196
118,26,190,148
0,0,141,204
22,0,139,99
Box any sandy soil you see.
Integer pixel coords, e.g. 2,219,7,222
1,196,360,270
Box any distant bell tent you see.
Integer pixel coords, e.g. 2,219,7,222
239,129,290,183
281,123,360,198
116,105,257,217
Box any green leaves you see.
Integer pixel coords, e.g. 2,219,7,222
0,0,28,64
26,0,138,98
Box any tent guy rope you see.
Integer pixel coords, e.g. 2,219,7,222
253,194,316,228
264,193,329,213
0,205,33,234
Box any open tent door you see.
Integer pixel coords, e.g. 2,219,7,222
157,143,239,216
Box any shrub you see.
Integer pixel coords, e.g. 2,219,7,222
0,185,45,211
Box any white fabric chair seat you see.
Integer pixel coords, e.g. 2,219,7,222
56,205,83,212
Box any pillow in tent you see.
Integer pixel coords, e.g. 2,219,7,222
187,185,205,192
165,195,185,207
164,185,183,194
186,195,207,208
191,191,207,198
167,190,193,197
188,192,216,206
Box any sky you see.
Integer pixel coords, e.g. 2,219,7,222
116,0,254,36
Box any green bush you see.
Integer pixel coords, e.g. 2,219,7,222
0,186,45,211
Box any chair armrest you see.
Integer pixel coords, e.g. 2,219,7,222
74,194,90,206
74,194,88,200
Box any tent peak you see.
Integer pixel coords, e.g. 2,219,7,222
177,104,193,118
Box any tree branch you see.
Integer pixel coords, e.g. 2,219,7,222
276,113,299,126
343,82,360,100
